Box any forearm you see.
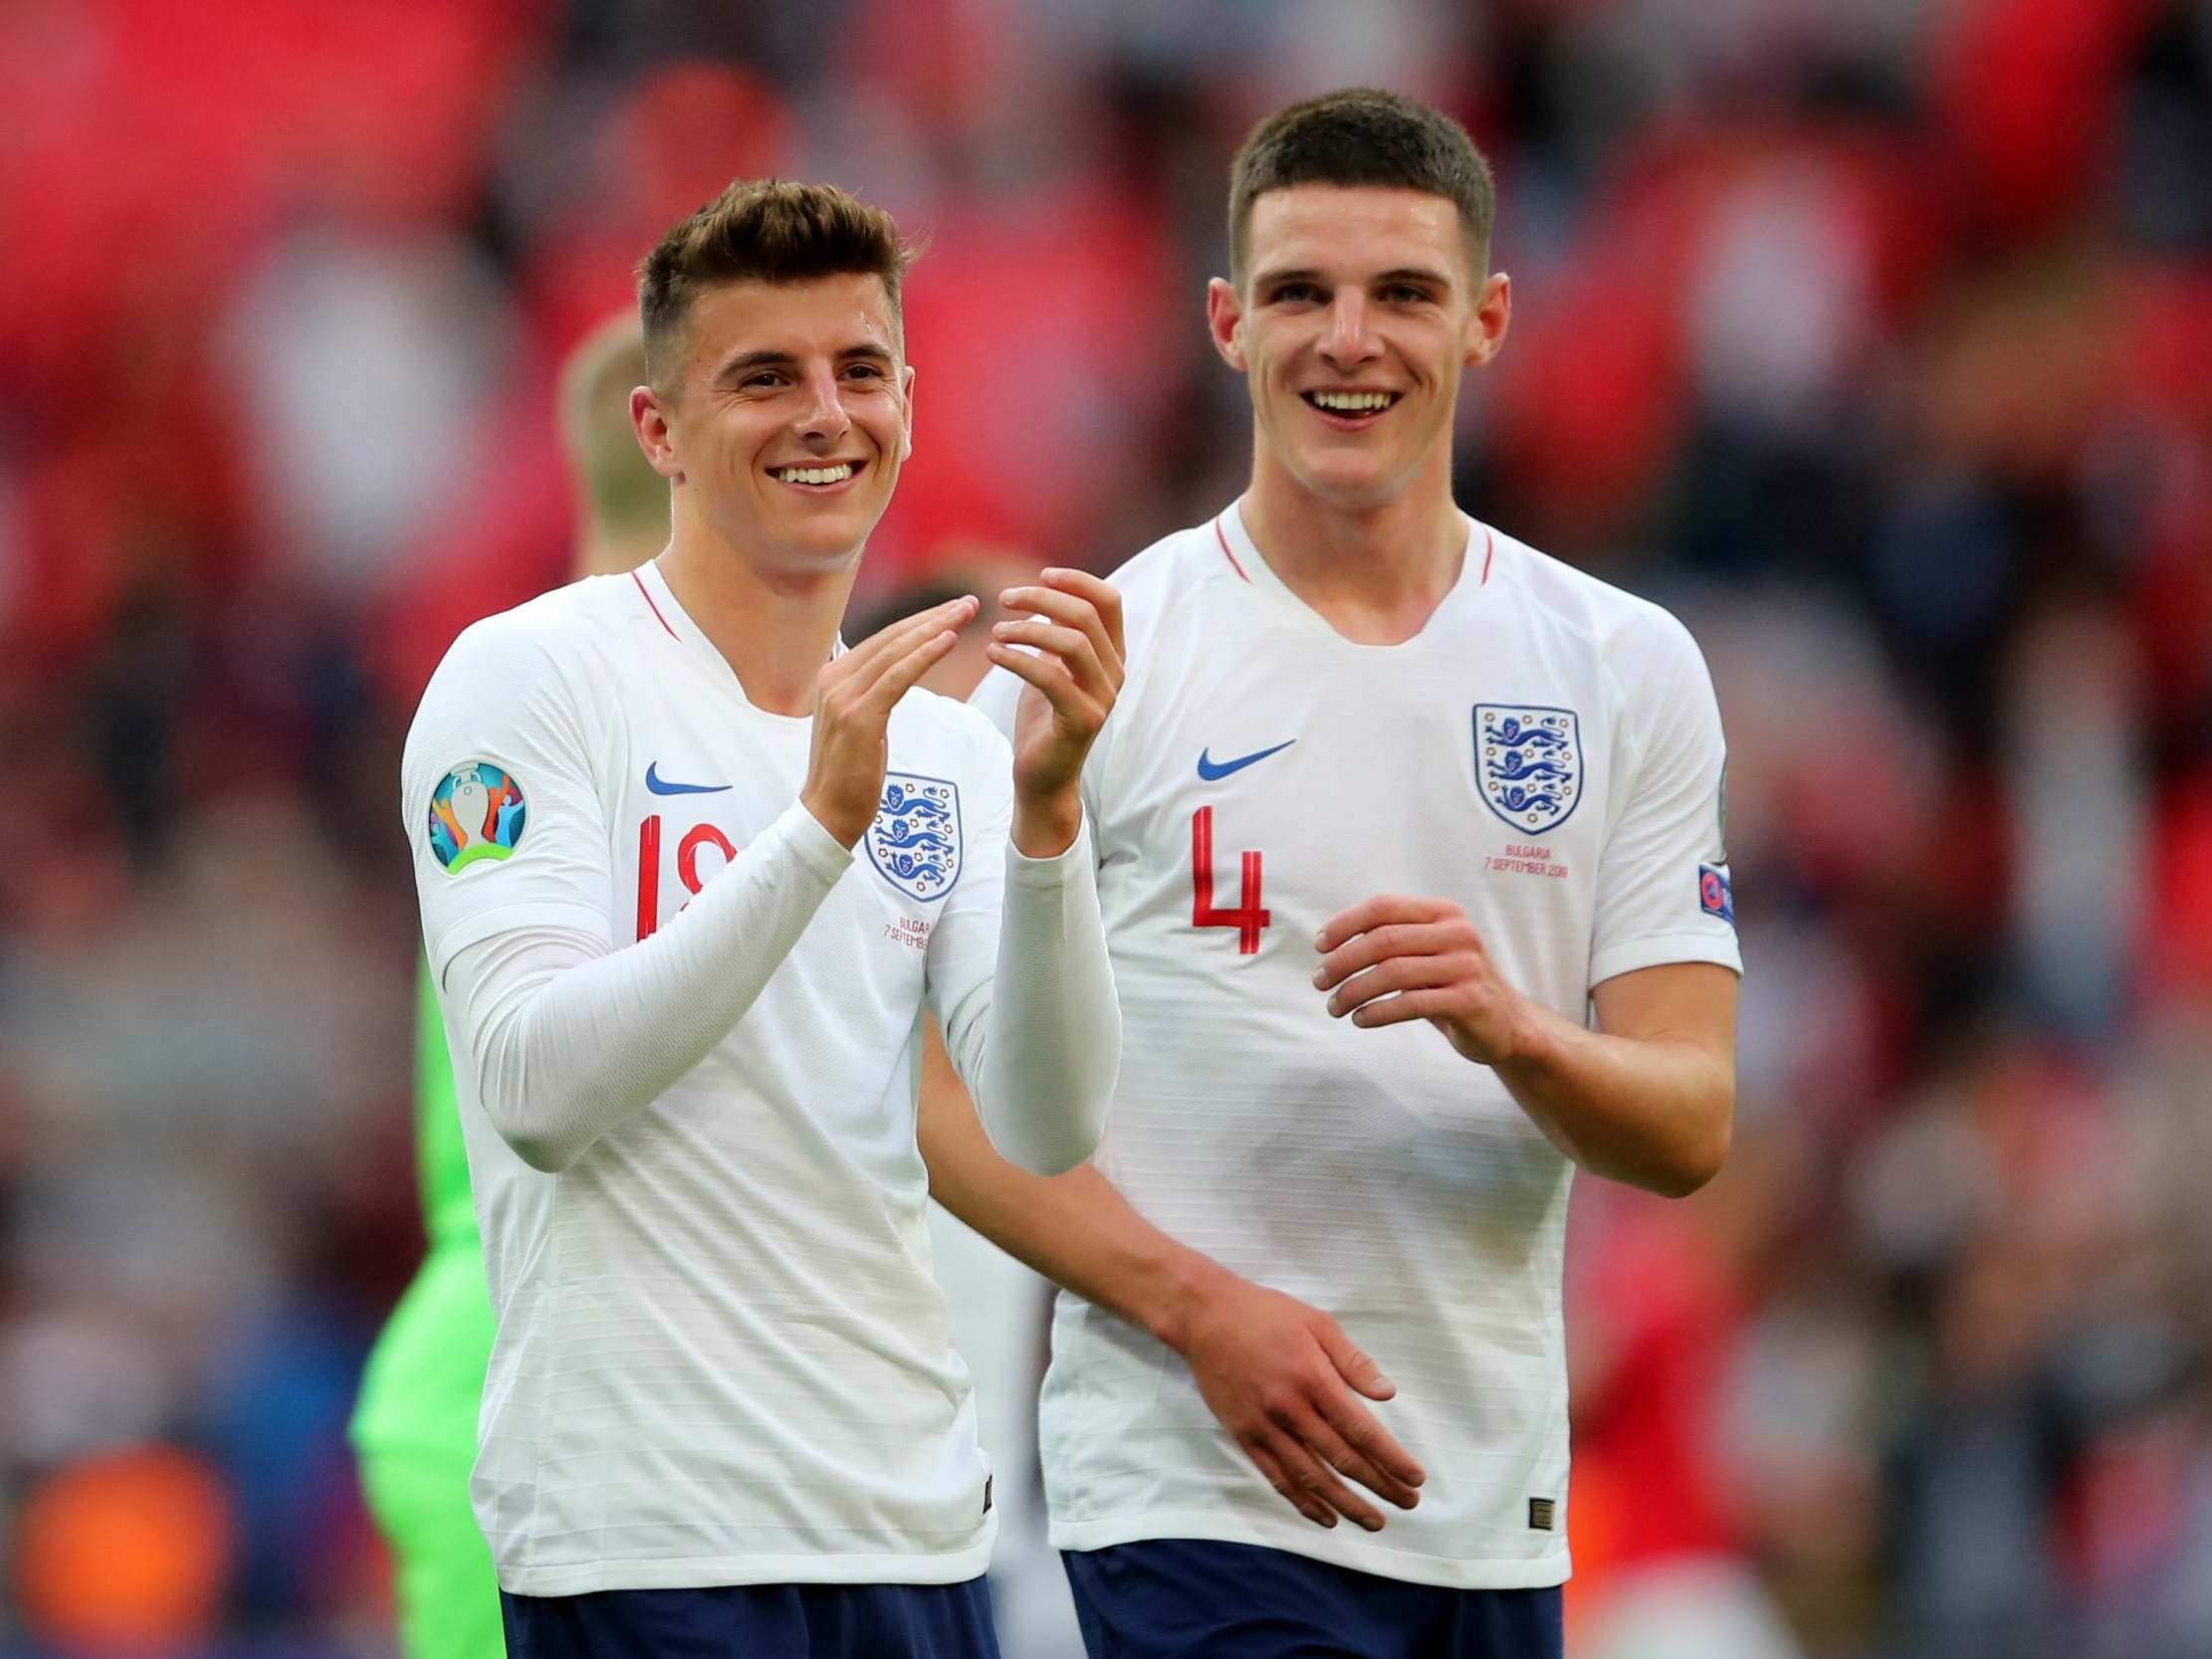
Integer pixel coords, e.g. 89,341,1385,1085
1493,1000,1733,1198
919,1077,1212,1348
974,814,1121,1174
918,1024,1428,1531
447,801,850,1172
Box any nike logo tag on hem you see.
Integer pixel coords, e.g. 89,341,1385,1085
1197,740,1295,781
645,763,733,796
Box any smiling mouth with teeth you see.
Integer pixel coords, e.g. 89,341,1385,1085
1303,390,1400,415
770,461,862,486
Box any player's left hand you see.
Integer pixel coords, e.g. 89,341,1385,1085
1313,896,1532,1066
991,568,1124,854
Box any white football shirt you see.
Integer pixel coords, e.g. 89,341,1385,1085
973,502,1740,1589
403,558,1116,1595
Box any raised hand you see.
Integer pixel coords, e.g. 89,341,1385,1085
1176,1268,1425,1531
1312,895,1531,1065
800,595,978,847
988,568,1125,857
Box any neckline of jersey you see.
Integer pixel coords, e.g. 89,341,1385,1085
631,557,834,730
1217,498,1499,652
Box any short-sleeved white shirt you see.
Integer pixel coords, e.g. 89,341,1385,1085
404,561,1017,1595
973,503,1739,1589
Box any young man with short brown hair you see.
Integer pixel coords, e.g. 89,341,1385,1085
956,88,1741,1659
405,177,1125,1659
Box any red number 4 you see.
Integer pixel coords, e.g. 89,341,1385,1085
1191,806,1268,953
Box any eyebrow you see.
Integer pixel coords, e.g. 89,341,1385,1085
712,342,898,383
1252,265,1456,293
1374,265,1455,291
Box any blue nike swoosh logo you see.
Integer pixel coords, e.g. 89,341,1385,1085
1197,740,1296,781
645,763,732,796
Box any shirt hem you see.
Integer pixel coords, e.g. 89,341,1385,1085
1047,1511,1571,1591
1589,931,1741,989
493,1540,995,1597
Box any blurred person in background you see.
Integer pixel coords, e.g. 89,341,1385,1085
404,178,1124,1659
851,561,1092,1658
349,312,668,1659
947,89,1739,1659
1563,1179,1806,1659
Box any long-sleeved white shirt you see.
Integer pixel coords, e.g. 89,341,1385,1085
402,560,1118,1595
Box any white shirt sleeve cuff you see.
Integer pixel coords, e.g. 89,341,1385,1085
777,799,858,886
1003,810,1093,884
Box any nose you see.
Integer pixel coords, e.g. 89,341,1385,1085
1321,291,1380,371
794,365,851,444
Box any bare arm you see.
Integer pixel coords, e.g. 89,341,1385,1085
1503,961,1736,1195
915,1022,1426,1531
1313,897,1737,1197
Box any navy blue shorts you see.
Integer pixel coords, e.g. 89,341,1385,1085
499,1578,999,1659
1062,1540,1563,1659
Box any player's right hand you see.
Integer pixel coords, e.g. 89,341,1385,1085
1176,1270,1426,1531
800,595,978,847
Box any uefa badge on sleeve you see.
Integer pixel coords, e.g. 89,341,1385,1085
1698,862,1735,928
428,762,528,874
867,773,962,902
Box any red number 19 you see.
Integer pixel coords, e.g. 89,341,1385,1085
1191,806,1268,954
636,814,737,940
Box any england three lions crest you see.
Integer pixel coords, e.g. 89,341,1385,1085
1474,706,1584,833
868,773,963,902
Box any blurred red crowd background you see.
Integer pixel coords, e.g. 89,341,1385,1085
2,1,2210,1655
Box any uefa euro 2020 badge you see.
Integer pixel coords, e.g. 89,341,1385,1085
1474,706,1583,833
867,773,962,902
428,762,528,874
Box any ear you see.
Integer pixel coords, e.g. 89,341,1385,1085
898,362,917,463
1464,271,1511,370
1206,277,1246,372
631,385,685,484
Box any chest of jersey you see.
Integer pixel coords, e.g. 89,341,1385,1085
594,697,951,945
583,679,976,1159
1095,596,1622,1027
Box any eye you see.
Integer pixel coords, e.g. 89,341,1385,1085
744,371,785,390
1381,284,1431,306
842,362,885,382
1270,282,1322,306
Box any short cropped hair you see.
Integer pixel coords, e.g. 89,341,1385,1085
638,178,915,390
1227,89,1496,286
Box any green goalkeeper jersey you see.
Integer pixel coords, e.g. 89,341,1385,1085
349,964,495,1465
